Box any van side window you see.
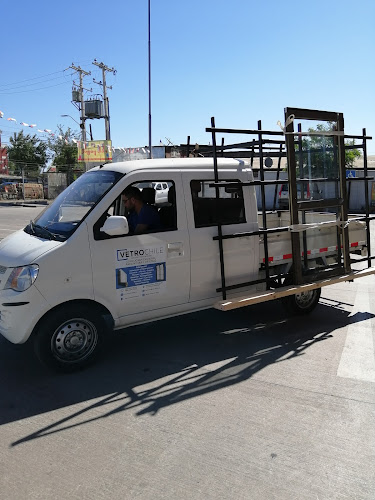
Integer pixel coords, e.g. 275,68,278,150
190,180,245,228
94,180,177,240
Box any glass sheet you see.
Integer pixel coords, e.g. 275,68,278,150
293,119,340,203
297,207,342,272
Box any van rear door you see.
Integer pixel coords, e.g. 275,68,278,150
182,170,259,303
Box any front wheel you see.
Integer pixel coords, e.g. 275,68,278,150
33,304,106,372
282,287,321,315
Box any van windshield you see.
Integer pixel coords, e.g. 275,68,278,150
25,170,123,240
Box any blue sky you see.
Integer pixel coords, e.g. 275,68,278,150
1,0,374,153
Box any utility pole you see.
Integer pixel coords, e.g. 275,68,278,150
69,64,91,143
92,60,116,141
69,64,91,172
21,164,25,201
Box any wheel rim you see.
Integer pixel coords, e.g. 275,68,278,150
51,317,98,364
294,290,317,309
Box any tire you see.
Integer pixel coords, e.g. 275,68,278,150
33,304,106,372
282,287,321,315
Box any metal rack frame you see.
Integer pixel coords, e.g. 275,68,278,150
205,107,374,300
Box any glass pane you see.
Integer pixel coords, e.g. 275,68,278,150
34,170,123,239
298,207,341,272
190,180,245,227
293,119,340,203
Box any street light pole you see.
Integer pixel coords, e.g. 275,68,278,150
148,0,152,159
61,114,80,127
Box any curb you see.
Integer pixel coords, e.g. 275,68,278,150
0,200,49,207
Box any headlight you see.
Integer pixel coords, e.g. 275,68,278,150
4,265,39,292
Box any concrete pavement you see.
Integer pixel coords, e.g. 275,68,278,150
0,206,374,499
0,294,374,499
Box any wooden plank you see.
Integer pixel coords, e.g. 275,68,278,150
214,268,375,311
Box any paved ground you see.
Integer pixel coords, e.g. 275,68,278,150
0,203,47,240
0,206,374,499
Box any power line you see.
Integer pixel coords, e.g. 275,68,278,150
0,81,72,95
0,69,74,89
0,73,75,92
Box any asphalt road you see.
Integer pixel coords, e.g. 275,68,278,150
0,204,47,240
0,205,375,499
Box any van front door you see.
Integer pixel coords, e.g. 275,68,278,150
88,171,190,327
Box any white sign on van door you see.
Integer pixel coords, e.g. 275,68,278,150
115,244,167,300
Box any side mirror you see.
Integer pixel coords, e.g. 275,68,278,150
100,216,129,236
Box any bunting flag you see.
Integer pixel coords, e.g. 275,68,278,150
1,108,124,152
111,146,151,155
0,108,77,142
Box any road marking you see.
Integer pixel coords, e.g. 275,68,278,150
337,286,375,383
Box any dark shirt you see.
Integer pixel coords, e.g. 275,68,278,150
128,204,161,233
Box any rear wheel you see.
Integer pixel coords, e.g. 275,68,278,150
282,287,321,315
34,304,106,372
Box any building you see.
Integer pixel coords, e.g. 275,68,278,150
0,145,8,175
111,145,180,163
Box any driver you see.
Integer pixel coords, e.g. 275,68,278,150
122,186,161,234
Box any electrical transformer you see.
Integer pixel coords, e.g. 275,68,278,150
72,90,81,102
84,99,104,119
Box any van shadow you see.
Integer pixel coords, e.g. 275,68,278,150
0,299,372,446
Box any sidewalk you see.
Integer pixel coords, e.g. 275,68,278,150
0,199,49,207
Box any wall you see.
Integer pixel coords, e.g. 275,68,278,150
46,173,67,199
253,169,375,213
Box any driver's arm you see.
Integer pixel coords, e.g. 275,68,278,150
134,223,149,234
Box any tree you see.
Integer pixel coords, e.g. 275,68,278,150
8,130,48,178
47,125,82,184
344,139,362,168
297,124,362,178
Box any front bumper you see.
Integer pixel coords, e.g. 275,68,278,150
0,286,50,344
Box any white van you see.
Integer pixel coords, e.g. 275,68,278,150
0,158,372,371
152,182,169,205
0,159,252,370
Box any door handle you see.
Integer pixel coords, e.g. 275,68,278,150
168,242,183,257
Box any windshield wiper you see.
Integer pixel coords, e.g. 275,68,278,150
25,221,63,241
26,220,36,235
